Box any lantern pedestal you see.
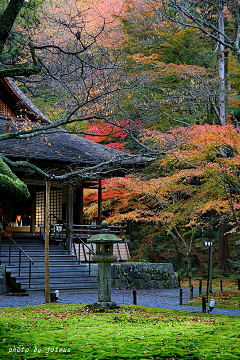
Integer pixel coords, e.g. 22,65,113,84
88,221,122,308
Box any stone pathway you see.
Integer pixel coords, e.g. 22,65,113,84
0,288,240,316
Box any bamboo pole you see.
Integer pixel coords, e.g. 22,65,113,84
45,180,51,303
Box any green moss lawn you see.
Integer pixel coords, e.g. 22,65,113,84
0,304,240,359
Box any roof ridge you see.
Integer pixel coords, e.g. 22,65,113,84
5,77,51,125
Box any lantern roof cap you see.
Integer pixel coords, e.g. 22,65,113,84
88,221,122,243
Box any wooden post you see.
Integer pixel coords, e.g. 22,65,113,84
202,296,206,313
29,186,36,233
76,187,84,224
199,280,202,295
0,224,2,255
190,285,193,300
45,180,51,304
180,288,183,305
133,290,137,305
97,180,102,225
66,187,73,253
220,279,223,292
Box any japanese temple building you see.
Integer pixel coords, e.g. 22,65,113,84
0,77,152,293
0,77,148,253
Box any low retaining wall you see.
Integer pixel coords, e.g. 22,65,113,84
90,262,178,290
0,266,10,294
0,263,178,293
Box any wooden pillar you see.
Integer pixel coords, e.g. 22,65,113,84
76,186,84,224
45,180,51,304
97,180,102,225
66,187,74,253
29,186,36,233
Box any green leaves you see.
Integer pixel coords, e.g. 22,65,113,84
0,155,30,200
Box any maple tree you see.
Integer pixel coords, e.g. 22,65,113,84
0,0,44,77
115,0,240,130
158,1,240,66
84,124,240,277
1,0,240,277
0,0,143,190
152,0,240,125
112,0,230,131
71,0,240,275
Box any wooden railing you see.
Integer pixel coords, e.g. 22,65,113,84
72,224,122,239
0,226,34,289
73,242,130,262
51,215,96,274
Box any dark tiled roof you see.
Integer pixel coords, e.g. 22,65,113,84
0,78,152,171
6,78,51,124
0,118,134,164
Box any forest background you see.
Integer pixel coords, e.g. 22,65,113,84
1,0,240,280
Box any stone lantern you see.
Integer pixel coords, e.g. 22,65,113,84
88,221,122,308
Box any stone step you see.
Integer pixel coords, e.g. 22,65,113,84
14,273,96,282
1,255,78,261
8,269,91,276
1,241,45,246
3,237,98,293
25,286,98,292
16,276,97,284
0,246,66,251
1,246,68,254
6,262,88,272
4,260,81,266
12,266,91,272
23,282,98,290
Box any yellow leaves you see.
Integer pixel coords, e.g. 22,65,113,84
142,124,240,165
84,123,240,232
228,97,240,107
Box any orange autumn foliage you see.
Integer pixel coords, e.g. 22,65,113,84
85,124,240,233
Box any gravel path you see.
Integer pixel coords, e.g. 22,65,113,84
0,288,240,316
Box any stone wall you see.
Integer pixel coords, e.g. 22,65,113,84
0,266,10,294
90,262,178,290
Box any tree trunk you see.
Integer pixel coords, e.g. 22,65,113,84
187,256,192,288
219,219,230,270
169,230,183,265
45,180,51,304
0,0,24,55
218,0,226,125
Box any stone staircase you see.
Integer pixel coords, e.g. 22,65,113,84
0,236,98,293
